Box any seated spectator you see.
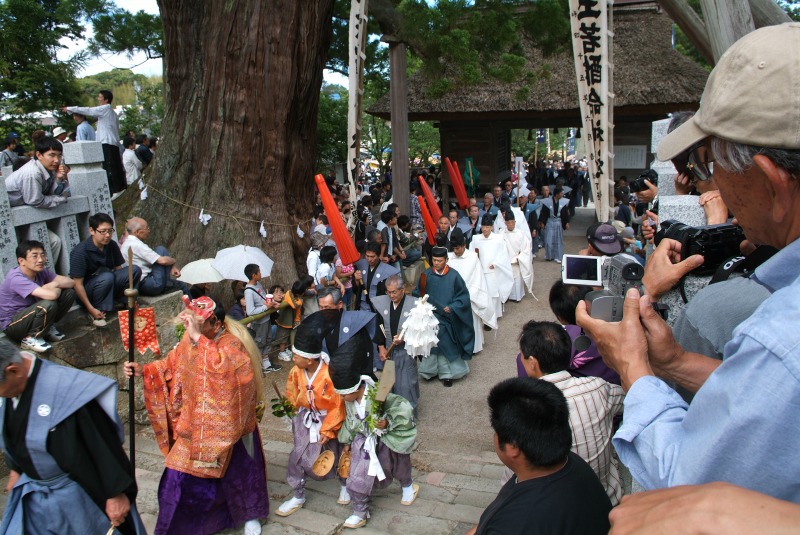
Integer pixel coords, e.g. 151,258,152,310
0,240,75,352
468,378,612,535
5,136,71,268
580,222,623,257
544,280,620,385
122,136,142,186
70,213,141,327
514,320,624,505
120,217,188,297
227,290,247,321
396,215,423,266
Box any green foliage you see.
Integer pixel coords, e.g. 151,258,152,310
316,83,349,171
0,0,111,114
395,0,570,98
778,0,800,20
270,396,297,419
88,7,163,60
408,121,440,163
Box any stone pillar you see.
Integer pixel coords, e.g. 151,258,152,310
62,141,116,231
0,176,18,283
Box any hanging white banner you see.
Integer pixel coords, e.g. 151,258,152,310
569,0,612,222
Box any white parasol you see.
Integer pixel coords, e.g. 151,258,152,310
177,258,224,285
213,245,274,282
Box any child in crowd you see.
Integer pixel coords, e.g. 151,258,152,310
226,291,246,321
276,314,348,517
245,263,281,373
329,333,419,529
272,280,305,362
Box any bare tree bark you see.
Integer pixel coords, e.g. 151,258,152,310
748,0,792,27
699,0,756,61
138,0,335,286
658,0,714,64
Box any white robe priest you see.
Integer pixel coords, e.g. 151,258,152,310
448,229,498,353
468,215,513,320
500,211,534,301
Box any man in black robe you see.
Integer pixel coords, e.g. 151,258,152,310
0,339,142,534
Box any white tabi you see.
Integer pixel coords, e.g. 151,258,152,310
448,249,497,353
500,225,534,301
468,232,513,320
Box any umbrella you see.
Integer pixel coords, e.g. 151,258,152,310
214,245,274,282
178,258,225,285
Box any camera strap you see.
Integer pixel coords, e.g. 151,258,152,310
708,245,779,285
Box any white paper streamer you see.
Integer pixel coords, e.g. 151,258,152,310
140,186,148,200
199,209,212,226
259,220,267,238
403,295,439,358
296,225,305,238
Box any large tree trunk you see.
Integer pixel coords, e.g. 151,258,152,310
137,0,335,287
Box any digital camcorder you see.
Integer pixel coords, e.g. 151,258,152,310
654,220,745,276
561,253,645,322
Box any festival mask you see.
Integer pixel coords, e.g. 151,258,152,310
181,295,216,321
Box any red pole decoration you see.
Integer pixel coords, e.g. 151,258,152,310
315,174,359,265
418,196,438,246
445,157,469,209
418,176,443,223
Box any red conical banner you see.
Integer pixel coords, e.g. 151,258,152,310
445,157,469,209
418,176,443,223
418,196,438,246
315,174,360,265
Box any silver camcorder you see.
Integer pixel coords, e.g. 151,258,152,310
561,254,645,322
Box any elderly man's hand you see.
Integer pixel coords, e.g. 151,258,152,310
673,172,694,195
105,493,130,527
699,190,729,225
576,288,652,391
641,239,704,301
609,483,800,535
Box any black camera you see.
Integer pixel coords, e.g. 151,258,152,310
654,220,745,275
629,169,658,193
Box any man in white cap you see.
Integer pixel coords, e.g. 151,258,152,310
577,23,800,502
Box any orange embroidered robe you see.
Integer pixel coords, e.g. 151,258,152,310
285,363,345,440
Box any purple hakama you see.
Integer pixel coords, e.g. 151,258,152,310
154,428,269,535
347,433,412,514
287,413,346,499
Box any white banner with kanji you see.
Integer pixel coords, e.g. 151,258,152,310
569,0,612,222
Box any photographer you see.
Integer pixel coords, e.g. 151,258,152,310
575,24,800,501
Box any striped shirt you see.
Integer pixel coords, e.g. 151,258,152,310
543,370,625,505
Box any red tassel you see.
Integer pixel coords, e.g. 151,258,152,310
314,174,359,265
418,196,438,246
445,157,469,209
418,177,443,223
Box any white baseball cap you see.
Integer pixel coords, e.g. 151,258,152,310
658,23,800,161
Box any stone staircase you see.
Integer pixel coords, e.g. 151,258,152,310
127,427,502,535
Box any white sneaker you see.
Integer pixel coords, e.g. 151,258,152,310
88,314,108,327
45,325,66,342
278,349,293,361
343,513,368,529
20,336,51,353
338,485,351,505
275,496,305,517
243,519,261,535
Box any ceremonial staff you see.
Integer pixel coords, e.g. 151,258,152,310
125,248,138,468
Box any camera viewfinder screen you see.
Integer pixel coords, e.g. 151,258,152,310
562,255,603,286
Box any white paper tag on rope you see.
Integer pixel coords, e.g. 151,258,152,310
199,209,212,226
138,179,145,190
140,186,148,200
259,220,267,238
296,225,305,238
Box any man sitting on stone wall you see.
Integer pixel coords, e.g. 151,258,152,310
0,240,75,353
70,212,141,327
120,217,189,297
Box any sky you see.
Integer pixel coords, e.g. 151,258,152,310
65,0,346,85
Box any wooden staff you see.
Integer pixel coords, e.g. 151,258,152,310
124,248,139,468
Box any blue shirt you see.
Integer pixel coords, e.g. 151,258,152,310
613,236,800,501
76,121,95,141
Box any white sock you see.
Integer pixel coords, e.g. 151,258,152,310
243,519,261,535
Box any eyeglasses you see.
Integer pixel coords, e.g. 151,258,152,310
685,149,714,182
94,227,115,235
